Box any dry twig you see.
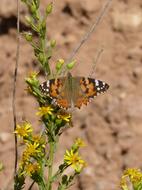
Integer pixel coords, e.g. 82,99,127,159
12,0,20,174
67,0,112,64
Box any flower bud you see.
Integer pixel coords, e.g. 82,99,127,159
66,60,76,70
33,0,40,8
50,39,56,48
30,3,37,14
56,59,65,71
25,16,32,25
46,3,53,16
24,32,33,42
38,53,46,63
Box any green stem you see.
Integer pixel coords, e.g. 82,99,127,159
40,37,51,75
57,185,66,190
46,142,55,190
38,178,47,190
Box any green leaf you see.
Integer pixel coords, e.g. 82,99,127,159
33,0,40,9
21,0,27,3
14,174,25,190
62,175,68,185
0,162,3,171
134,182,142,190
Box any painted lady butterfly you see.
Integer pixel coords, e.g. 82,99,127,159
40,72,109,109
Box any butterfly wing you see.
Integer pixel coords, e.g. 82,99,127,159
41,76,109,110
40,78,71,109
74,77,109,109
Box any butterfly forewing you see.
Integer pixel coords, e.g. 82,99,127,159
41,78,72,109
71,77,109,109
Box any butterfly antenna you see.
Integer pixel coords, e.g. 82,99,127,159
89,47,104,78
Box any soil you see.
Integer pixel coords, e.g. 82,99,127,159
0,0,142,189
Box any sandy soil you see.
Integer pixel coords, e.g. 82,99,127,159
0,0,142,189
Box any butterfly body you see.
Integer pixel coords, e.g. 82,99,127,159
40,73,109,109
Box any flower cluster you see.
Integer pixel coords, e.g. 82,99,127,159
120,168,142,190
64,138,87,173
36,106,72,137
37,106,72,122
15,122,46,177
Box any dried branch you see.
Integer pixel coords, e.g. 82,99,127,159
66,0,112,63
89,47,104,77
28,181,35,190
12,0,20,174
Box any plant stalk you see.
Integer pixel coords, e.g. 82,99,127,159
46,142,55,190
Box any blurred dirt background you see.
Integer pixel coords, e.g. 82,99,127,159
0,0,142,189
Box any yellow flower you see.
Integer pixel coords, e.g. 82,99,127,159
120,177,129,190
25,142,41,157
21,151,30,164
29,71,38,79
57,112,71,122
74,138,86,148
24,162,40,176
64,149,87,172
32,135,46,148
14,122,33,138
36,106,54,116
124,168,142,185
120,168,142,190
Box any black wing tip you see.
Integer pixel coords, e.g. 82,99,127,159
105,83,109,90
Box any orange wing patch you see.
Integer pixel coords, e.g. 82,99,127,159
86,82,97,97
80,78,97,98
50,83,58,97
75,97,89,109
56,99,70,109
49,79,63,98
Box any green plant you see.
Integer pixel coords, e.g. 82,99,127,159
14,1,86,189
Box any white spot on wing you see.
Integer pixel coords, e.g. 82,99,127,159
97,87,100,91
95,80,99,86
46,80,50,87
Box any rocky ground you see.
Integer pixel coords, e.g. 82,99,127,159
0,0,142,189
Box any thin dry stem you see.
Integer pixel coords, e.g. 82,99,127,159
12,0,20,174
89,47,104,77
66,0,112,64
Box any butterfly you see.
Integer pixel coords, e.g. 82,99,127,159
40,72,109,109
